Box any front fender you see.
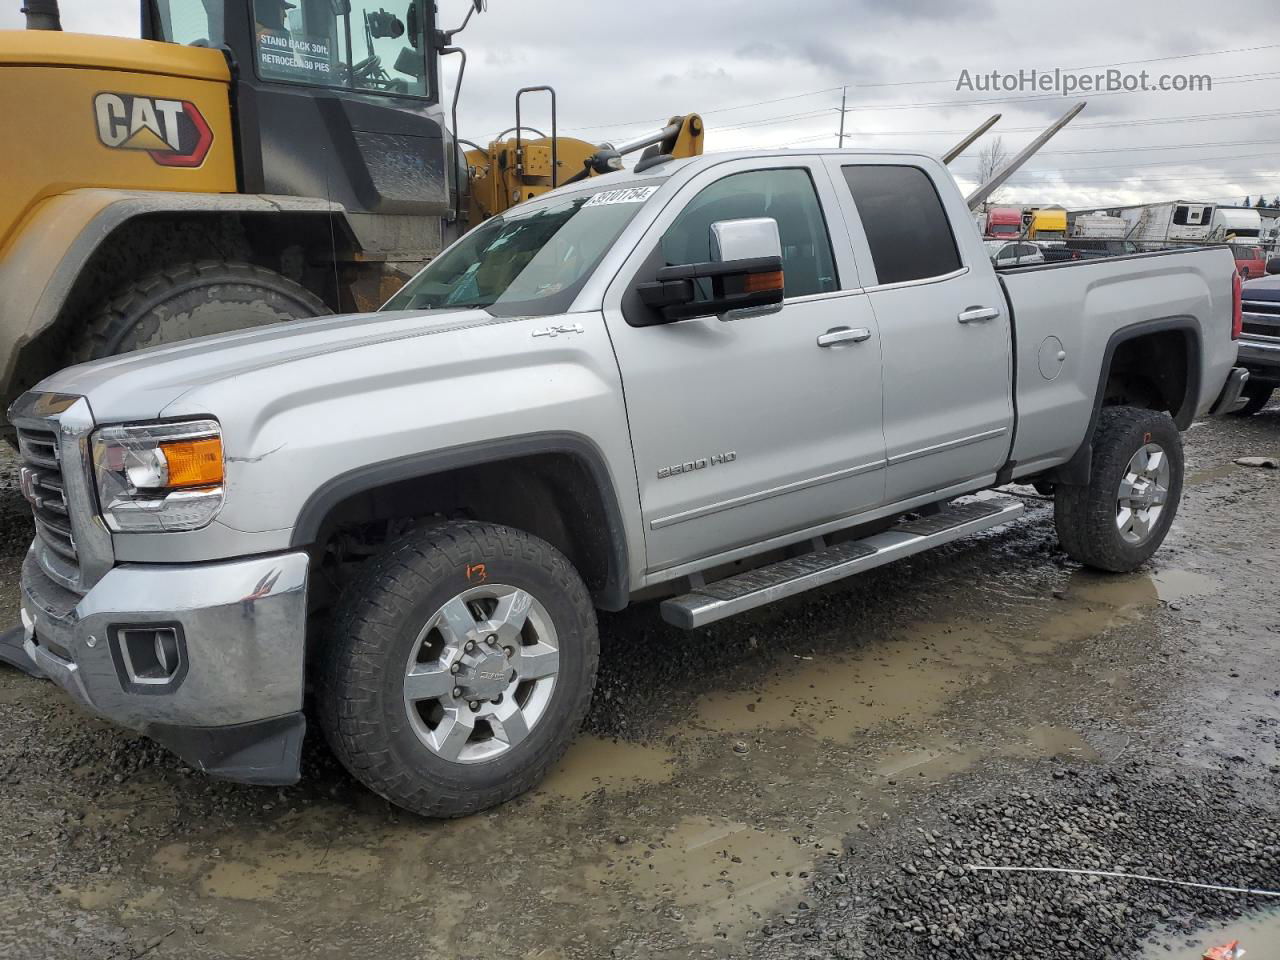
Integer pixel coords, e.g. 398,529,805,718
112,311,646,596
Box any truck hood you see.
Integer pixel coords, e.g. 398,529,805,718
1242,275,1280,302
34,307,498,422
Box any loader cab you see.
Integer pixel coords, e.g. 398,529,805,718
143,0,452,223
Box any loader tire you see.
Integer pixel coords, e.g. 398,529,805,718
1054,406,1183,573
318,521,599,818
66,260,328,363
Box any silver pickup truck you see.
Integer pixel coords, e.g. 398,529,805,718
11,149,1248,817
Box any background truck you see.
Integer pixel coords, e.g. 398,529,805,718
983,206,1023,238
1234,269,1280,414
0,0,703,426
1026,206,1067,241
11,147,1247,818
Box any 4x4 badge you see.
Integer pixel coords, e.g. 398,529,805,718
93,93,214,168
532,323,584,339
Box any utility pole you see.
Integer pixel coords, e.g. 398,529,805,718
836,86,848,148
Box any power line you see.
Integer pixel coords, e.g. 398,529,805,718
568,49,1280,135
985,149,1280,176
565,86,841,132
855,41,1280,88
740,107,1280,149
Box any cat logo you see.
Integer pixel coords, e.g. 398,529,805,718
93,92,214,168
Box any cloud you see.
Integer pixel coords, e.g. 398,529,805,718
861,0,993,19
1,0,1276,205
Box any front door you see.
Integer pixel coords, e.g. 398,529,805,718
826,158,1014,503
602,159,887,574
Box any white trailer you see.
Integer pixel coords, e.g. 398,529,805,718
1084,200,1217,243
1070,212,1128,239
1212,206,1264,241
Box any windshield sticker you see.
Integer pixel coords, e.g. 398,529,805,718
257,32,335,79
583,186,659,207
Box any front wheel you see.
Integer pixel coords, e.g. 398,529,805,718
318,521,599,818
1054,406,1184,573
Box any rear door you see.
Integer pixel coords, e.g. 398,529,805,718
601,158,887,574
824,158,1013,503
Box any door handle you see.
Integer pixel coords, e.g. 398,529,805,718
958,306,1000,324
817,326,872,347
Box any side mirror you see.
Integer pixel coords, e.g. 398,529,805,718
1266,258,1280,276
637,218,784,323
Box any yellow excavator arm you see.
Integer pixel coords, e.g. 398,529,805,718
464,113,704,226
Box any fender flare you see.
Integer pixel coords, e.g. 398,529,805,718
1050,317,1202,485
289,431,633,611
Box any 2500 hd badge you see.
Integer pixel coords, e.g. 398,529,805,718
657,451,737,479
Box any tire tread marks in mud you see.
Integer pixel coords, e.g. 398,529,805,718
1054,406,1183,573
67,260,327,363
317,521,599,818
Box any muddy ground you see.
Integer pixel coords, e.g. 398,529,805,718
0,405,1277,960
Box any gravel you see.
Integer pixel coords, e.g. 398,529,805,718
751,761,1280,959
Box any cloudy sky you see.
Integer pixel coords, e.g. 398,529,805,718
4,0,1279,208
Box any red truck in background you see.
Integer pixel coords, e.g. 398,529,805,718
984,206,1023,238
1233,245,1267,280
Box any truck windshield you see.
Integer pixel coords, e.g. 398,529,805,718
384,186,659,317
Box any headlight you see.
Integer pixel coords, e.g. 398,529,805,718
91,420,224,532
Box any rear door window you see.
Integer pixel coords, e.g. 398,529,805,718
840,165,962,285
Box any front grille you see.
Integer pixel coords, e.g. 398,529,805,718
1243,303,1280,340
1243,300,1280,317
17,426,80,574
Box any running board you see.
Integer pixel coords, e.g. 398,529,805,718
659,499,1024,629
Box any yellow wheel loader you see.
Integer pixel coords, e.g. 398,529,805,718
0,0,702,426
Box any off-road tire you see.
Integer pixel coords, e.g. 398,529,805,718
66,260,328,363
1229,381,1274,417
1054,406,1183,573
318,521,599,818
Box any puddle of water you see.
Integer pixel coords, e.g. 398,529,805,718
1189,462,1240,486
872,725,1099,785
694,630,985,740
692,567,1211,744
536,735,674,799
1144,910,1280,959
1152,569,1221,604
591,815,832,941
164,838,382,901
58,880,128,910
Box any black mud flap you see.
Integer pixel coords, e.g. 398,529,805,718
0,624,46,679
147,713,306,787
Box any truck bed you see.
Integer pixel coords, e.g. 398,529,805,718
997,246,1238,480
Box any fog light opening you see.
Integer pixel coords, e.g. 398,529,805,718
111,624,186,689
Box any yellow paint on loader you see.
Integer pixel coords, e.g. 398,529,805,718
0,31,235,257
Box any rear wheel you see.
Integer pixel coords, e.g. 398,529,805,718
1229,381,1274,417
1054,406,1183,573
67,260,328,363
318,521,599,818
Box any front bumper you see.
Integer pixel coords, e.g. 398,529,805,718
1238,336,1280,385
19,546,310,785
